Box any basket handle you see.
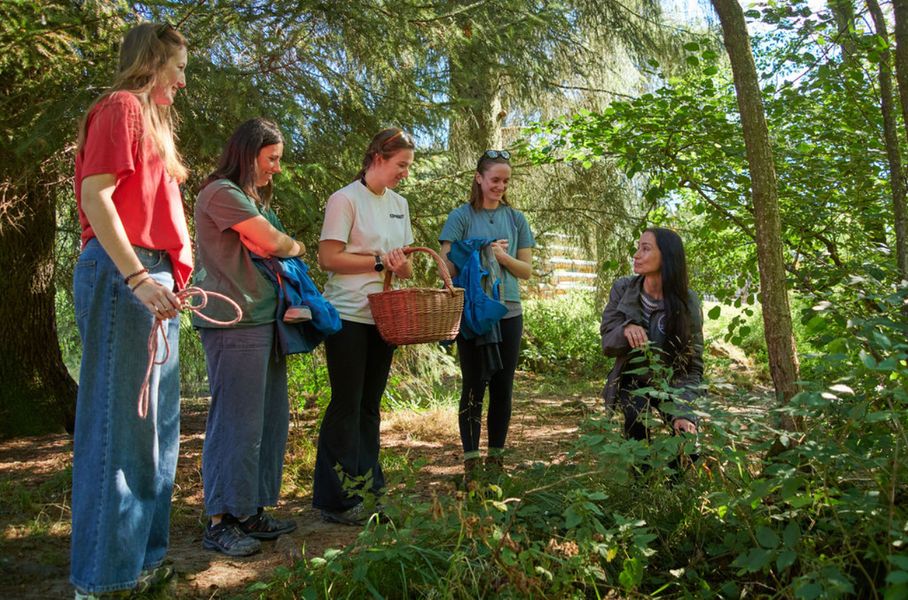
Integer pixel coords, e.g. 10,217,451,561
383,246,456,293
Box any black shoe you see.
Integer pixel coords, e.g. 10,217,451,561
321,503,369,526
238,508,297,540
485,455,504,478
202,516,262,556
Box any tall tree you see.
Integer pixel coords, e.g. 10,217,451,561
892,0,908,280
0,1,122,436
829,0,859,65
709,0,801,415
867,0,908,281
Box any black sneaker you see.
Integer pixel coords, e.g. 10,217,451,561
238,508,297,540
321,503,368,526
202,516,262,556
321,503,389,526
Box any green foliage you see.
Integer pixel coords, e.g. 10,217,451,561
286,349,331,411
382,343,460,411
529,4,905,304
520,293,607,376
178,319,209,397
243,276,908,597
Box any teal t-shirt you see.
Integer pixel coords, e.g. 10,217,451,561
439,203,535,303
192,179,279,327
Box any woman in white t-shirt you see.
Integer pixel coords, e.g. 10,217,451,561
313,128,415,525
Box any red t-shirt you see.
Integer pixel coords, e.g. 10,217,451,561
75,91,193,289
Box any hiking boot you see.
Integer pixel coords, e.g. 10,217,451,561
485,454,504,478
203,516,262,556
321,503,369,526
463,457,482,484
238,508,297,540
134,564,175,593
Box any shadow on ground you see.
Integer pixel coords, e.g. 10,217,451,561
0,375,598,599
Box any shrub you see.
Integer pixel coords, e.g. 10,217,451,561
250,282,908,598
520,293,607,376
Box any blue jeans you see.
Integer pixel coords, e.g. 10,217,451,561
199,324,288,517
70,239,181,593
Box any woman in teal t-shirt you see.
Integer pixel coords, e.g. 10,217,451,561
439,150,535,482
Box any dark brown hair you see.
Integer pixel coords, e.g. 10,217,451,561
469,154,511,210
355,128,415,181
204,118,283,207
645,227,692,366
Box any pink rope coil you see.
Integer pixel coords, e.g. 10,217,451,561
138,286,243,419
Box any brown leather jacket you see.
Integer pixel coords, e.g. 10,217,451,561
599,275,705,422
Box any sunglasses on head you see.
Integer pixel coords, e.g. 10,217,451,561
381,130,404,147
481,150,511,161
155,21,176,38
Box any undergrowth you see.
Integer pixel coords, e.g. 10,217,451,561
245,283,908,599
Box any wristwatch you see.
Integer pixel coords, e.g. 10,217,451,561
374,254,385,272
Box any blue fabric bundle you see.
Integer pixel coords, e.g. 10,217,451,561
447,238,508,339
254,256,342,354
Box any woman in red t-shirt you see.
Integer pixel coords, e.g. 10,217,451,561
71,23,191,597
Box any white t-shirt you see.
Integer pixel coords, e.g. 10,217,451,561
320,180,414,324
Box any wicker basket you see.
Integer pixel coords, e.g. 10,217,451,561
368,246,465,345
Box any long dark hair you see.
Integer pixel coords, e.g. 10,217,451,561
647,227,692,365
354,127,415,181
469,154,511,210
204,117,283,206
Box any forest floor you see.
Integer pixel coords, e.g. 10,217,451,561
0,347,762,599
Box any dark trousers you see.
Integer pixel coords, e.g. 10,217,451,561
621,392,664,441
200,324,288,517
620,390,698,468
455,315,523,453
312,320,394,511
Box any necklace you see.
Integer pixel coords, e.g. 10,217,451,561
483,207,497,223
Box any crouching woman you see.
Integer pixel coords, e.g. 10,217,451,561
599,227,704,445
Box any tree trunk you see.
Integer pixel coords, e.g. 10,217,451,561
0,174,77,438
710,0,801,421
448,11,506,169
868,0,908,282
828,0,858,66
890,0,908,280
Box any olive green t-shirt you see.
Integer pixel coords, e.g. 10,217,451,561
192,179,278,327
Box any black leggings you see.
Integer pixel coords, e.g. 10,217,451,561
455,315,523,453
312,320,394,511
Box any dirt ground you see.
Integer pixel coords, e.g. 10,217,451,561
0,375,598,599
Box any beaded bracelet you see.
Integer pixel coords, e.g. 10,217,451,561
124,267,149,285
130,277,152,292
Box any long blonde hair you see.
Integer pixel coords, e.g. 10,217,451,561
77,23,189,182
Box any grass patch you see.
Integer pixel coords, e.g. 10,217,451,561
382,405,458,444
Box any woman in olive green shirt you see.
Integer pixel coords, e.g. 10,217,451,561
193,118,304,557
